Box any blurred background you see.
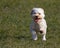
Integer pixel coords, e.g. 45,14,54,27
0,0,60,48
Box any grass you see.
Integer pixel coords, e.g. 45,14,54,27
0,0,60,48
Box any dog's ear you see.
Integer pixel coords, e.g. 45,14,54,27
31,10,36,15
31,10,34,15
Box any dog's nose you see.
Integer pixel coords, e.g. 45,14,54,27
35,16,38,19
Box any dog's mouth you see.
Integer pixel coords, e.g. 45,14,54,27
34,16,42,22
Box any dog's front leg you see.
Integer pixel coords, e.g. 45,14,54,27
30,24,38,40
31,30,37,40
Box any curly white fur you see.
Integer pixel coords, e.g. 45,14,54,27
30,8,47,41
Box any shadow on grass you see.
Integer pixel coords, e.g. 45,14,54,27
0,30,32,41
14,35,32,40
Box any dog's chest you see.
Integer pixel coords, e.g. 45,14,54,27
34,23,40,31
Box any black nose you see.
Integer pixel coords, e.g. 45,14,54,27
35,16,38,19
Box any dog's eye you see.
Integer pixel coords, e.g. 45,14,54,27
33,12,36,14
31,10,36,14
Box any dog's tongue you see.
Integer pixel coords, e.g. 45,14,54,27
35,19,39,22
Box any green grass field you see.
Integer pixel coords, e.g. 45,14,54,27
0,0,60,48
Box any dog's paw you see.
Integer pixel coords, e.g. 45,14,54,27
33,37,38,41
42,38,46,41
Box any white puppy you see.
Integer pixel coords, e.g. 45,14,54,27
30,8,47,41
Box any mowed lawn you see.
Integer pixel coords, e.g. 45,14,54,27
0,0,60,48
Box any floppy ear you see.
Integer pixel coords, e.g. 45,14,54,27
31,10,34,15
31,10,37,15
41,13,45,18
41,9,45,18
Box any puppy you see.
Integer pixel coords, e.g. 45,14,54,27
30,8,47,41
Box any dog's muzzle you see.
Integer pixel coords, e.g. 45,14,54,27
34,16,41,22
35,16,38,19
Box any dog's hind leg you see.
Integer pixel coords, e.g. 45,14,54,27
42,34,46,41
42,29,46,41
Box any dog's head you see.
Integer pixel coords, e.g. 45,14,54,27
31,8,45,23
